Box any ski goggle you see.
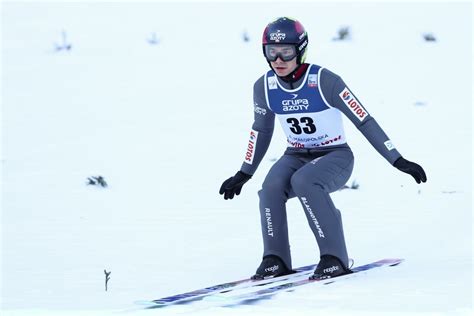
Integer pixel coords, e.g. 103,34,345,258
264,44,298,62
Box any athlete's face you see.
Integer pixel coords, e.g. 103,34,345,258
264,44,299,77
270,56,298,77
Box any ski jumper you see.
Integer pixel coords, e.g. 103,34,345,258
240,64,401,269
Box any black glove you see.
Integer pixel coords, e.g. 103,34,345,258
393,157,427,184
219,171,252,200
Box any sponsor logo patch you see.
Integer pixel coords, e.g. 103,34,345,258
269,30,286,42
244,130,258,164
301,197,325,238
323,265,340,274
298,39,308,51
314,135,342,147
265,208,274,237
384,140,395,151
287,139,305,148
268,76,278,90
254,102,267,115
339,88,367,121
308,74,318,87
281,97,310,112
265,265,279,273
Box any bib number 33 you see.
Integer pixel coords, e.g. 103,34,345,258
286,117,316,134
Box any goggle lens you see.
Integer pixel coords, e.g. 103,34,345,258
264,45,297,62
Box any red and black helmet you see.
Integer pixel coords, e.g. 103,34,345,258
262,17,309,64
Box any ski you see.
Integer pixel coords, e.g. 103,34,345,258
139,263,316,308
207,258,404,306
138,258,403,308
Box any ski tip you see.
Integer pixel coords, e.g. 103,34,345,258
376,258,405,265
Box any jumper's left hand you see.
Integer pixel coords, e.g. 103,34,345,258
393,157,427,184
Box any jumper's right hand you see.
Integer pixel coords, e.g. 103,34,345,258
219,171,252,200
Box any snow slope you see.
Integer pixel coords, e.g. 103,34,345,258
1,1,472,315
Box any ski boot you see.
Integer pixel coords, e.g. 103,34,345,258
251,255,294,280
310,255,352,280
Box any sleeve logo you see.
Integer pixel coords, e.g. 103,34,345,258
254,102,267,115
339,88,367,121
244,130,259,164
384,140,395,151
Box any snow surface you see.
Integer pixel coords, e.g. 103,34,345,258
1,1,472,315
